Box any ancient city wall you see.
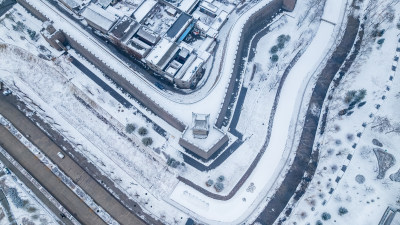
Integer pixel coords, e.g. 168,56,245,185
63,33,186,132
16,0,47,22
215,0,285,128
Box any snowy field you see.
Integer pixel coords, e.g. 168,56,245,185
282,0,400,224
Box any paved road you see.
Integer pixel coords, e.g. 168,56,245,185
0,95,147,225
0,125,105,225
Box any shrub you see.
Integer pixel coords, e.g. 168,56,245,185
125,123,136,134
278,41,285,49
316,220,323,225
378,29,385,37
338,109,347,116
138,127,148,136
206,179,214,187
217,175,225,182
321,212,331,221
142,137,153,146
344,90,357,103
377,38,385,44
270,45,279,54
271,54,279,62
167,158,179,168
357,101,366,108
214,182,224,192
27,29,37,40
7,188,24,208
277,34,287,44
338,207,348,215
285,35,291,42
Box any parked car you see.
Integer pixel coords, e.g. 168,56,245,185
2,89,11,96
4,168,11,174
155,82,165,90
57,152,65,159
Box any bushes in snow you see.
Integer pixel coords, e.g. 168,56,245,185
142,137,153,146
214,182,224,192
125,123,136,134
206,179,214,187
270,45,279,54
27,29,38,41
217,175,225,182
138,127,148,136
341,89,367,116
7,188,25,208
316,220,323,225
338,207,348,215
271,54,279,62
321,212,331,221
167,157,179,168
269,34,290,62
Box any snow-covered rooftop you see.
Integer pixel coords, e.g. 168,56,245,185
177,0,199,13
133,0,157,23
210,10,228,31
82,4,118,32
181,57,203,82
145,38,176,67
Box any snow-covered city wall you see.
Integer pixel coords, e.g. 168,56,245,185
215,0,284,128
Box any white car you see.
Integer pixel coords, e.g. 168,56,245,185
57,152,65,159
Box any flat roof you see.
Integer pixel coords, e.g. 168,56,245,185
181,57,203,82
200,1,218,13
136,27,158,45
62,0,80,9
146,38,177,67
82,4,118,31
109,16,140,42
166,13,192,39
178,0,199,13
97,0,112,8
210,10,228,31
133,0,157,23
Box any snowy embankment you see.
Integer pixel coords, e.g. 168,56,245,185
169,0,347,223
286,0,400,223
21,0,272,125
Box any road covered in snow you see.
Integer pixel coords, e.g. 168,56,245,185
169,0,349,223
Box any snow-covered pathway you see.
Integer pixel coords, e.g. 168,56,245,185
169,0,348,223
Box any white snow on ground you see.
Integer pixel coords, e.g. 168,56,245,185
169,0,347,223
0,161,59,225
284,1,400,224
